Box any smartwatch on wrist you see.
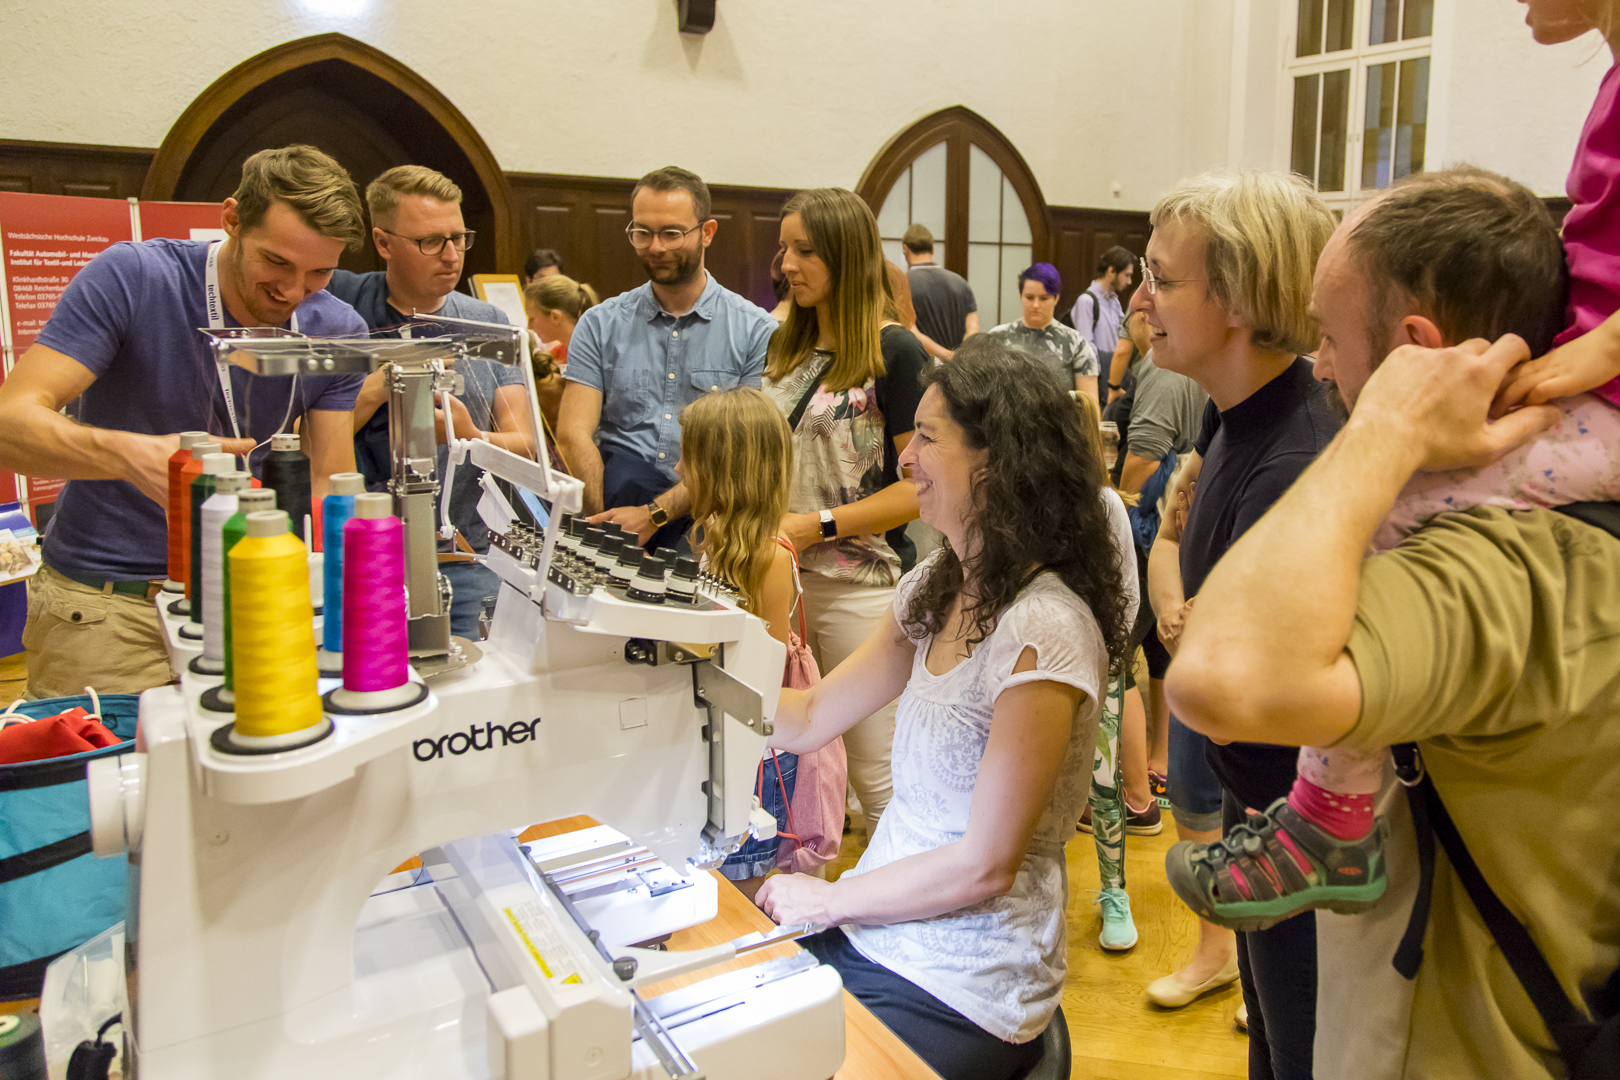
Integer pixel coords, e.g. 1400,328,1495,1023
647,502,670,528
818,508,837,540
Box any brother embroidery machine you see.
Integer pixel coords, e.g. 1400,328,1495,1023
77,321,846,1079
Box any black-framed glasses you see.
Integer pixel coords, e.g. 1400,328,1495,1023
1139,256,1205,295
381,228,475,255
625,222,703,250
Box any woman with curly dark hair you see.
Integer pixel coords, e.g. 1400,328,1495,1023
757,336,1137,1080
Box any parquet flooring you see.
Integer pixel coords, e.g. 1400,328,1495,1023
829,813,1249,1080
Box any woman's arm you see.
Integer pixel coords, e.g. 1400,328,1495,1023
1146,451,1200,652
767,599,915,754
780,431,918,552
758,647,1082,925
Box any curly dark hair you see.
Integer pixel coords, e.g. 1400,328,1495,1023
900,336,1134,673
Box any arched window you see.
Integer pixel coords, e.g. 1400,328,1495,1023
858,108,1049,328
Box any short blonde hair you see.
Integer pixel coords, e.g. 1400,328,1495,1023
1151,171,1334,355
365,165,462,228
524,274,599,323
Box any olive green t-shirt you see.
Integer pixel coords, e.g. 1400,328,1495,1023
1341,507,1620,1079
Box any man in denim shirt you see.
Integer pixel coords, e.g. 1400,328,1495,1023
558,166,774,550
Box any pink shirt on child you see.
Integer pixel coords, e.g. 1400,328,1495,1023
1557,61,1620,409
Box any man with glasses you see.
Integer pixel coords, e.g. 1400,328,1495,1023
328,165,535,641
558,166,775,550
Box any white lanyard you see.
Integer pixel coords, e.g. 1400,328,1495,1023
205,239,299,442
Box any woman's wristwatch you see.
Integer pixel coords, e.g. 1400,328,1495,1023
819,508,837,540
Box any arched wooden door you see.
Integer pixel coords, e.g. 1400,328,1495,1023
142,34,511,277
857,108,1051,328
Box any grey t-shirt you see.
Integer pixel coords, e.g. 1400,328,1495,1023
906,263,976,350
1125,355,1208,462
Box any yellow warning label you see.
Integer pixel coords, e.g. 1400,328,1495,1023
503,902,586,987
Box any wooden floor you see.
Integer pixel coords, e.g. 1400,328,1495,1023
828,816,1249,1080
0,652,25,703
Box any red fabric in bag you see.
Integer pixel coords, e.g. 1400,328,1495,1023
774,539,847,874
0,707,121,765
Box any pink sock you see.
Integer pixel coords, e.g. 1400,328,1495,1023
1287,775,1374,841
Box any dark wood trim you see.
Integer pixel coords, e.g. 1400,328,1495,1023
0,140,153,200
855,106,1051,278
141,33,515,271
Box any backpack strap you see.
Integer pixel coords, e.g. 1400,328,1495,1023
775,536,808,641
786,359,832,432
1088,289,1102,334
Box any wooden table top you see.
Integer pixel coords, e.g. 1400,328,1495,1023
519,817,940,1080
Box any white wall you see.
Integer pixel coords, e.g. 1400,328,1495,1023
1438,0,1607,196
0,0,1235,211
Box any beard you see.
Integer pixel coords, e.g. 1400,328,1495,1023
1323,380,1351,421
641,243,703,288
228,243,296,326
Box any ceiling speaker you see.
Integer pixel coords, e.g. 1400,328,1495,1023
677,0,716,34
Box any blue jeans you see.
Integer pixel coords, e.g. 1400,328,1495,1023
1168,713,1223,831
720,751,797,880
1225,792,1317,1080
441,560,500,641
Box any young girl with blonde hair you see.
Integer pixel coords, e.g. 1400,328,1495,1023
679,386,842,897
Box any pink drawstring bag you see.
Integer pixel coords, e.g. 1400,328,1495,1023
773,539,846,874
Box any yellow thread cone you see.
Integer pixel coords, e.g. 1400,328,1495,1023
229,515,322,739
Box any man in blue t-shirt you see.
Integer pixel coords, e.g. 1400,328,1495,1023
327,164,534,640
0,144,369,700
557,166,773,551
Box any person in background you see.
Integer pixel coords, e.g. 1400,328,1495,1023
557,166,775,551
327,165,536,642
1142,171,1337,1078
988,263,1100,409
766,186,928,836
1072,245,1137,403
0,144,368,701
523,273,597,440
757,340,1134,1080
901,223,978,359
522,246,563,285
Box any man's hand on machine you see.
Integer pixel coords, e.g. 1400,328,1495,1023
755,873,839,927
590,505,655,545
434,395,480,444
128,432,255,506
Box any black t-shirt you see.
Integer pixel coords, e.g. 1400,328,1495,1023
877,323,930,570
906,263,977,350
1180,357,1341,811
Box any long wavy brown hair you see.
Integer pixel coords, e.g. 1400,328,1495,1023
765,188,898,393
901,337,1133,671
680,387,793,617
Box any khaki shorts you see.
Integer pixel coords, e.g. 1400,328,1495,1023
21,564,172,701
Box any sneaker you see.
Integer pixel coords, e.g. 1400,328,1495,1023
1125,797,1163,836
1149,770,1170,809
1164,797,1388,933
1096,887,1138,951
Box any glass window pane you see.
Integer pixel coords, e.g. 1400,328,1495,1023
876,165,911,238
1363,62,1398,189
1403,0,1434,38
968,242,1002,325
911,142,949,241
1297,0,1323,57
1001,175,1032,244
1320,68,1350,192
1292,73,1321,183
1003,244,1032,329
1369,0,1401,45
969,145,1003,242
882,239,906,270
1324,0,1354,51
1395,56,1430,178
